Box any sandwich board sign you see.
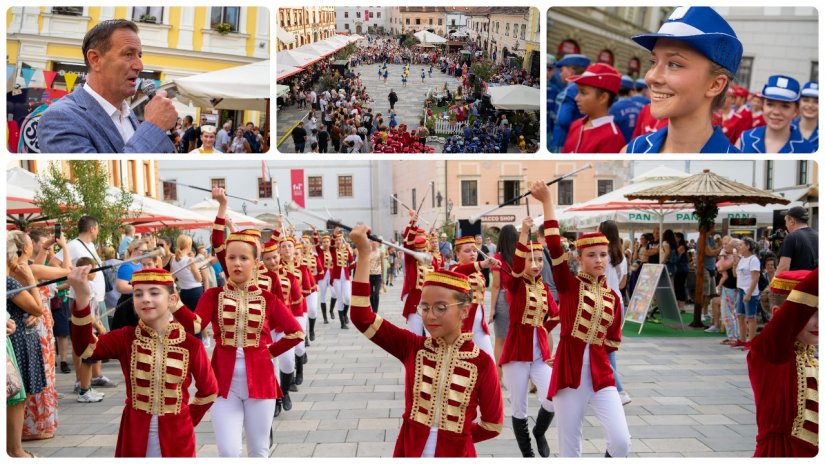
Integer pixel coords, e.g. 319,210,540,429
625,264,684,334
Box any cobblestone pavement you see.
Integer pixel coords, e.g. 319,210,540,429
26,282,758,458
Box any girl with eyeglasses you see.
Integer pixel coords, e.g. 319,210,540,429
348,224,503,457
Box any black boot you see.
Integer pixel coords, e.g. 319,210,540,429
605,451,612,458
309,318,316,341
343,305,350,328
279,371,293,410
533,407,554,457
339,311,347,329
274,398,283,418
512,417,535,457
330,298,337,319
321,303,329,323
295,354,304,385
304,333,310,347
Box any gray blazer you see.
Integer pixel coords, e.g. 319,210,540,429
38,85,175,153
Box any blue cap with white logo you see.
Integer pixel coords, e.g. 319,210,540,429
547,54,557,67
620,75,635,91
632,6,743,75
761,75,801,102
635,78,647,90
556,54,591,69
801,81,819,98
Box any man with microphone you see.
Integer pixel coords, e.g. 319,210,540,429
39,19,177,153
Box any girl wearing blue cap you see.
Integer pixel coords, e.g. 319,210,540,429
624,6,742,153
795,81,819,151
737,75,814,153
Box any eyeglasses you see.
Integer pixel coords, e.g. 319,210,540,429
416,302,463,316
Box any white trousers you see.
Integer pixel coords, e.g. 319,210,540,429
405,312,430,337
472,306,494,360
319,272,331,301
332,272,351,310
145,415,161,457
272,331,295,374
212,350,277,457
501,330,553,418
306,292,319,319
294,315,307,357
421,427,439,457
553,348,631,457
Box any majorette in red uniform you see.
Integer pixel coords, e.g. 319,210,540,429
301,234,322,339
449,235,495,359
274,234,310,391
330,230,354,327
429,232,445,269
722,85,753,143
401,216,438,336
70,268,218,457
751,91,766,128
260,239,300,417
498,221,560,457
535,179,630,458
313,231,336,323
747,269,818,457
174,230,304,457
562,63,627,154
348,225,503,457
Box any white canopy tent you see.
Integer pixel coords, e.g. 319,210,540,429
277,64,303,81
414,30,447,44
189,199,270,228
276,48,324,68
173,60,270,111
276,84,290,98
276,28,296,46
487,85,541,111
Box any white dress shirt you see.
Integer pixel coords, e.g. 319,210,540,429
84,83,136,143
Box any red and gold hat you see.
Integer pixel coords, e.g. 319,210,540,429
262,239,279,255
575,232,609,250
566,63,622,94
227,229,261,247
321,233,331,240
131,268,175,287
333,230,343,238
413,236,429,250
526,241,544,252
295,242,304,250
786,268,817,308
454,235,475,247
769,270,812,295
423,269,470,294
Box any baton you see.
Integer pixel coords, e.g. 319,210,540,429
160,179,259,204
468,164,592,223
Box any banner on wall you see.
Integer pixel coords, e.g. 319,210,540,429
291,169,305,208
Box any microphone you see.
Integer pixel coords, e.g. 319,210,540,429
140,79,156,99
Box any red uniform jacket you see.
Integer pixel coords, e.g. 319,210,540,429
747,277,818,457
274,262,304,317
432,251,445,270
313,232,333,278
632,104,668,138
562,116,627,154
350,281,503,457
401,221,436,319
174,281,303,399
71,305,217,457
330,242,353,282
492,252,514,306
545,220,622,399
752,112,766,129
722,106,753,144
299,261,315,299
305,251,324,285
498,242,559,366
451,261,490,335
211,216,230,271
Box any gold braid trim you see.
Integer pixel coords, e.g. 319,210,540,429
80,339,98,360
424,272,471,291
791,342,819,448
551,253,567,267
364,315,384,339
604,339,621,349
191,393,217,406
478,419,503,433
71,313,95,326
283,331,306,340
515,248,528,258
351,295,371,308
788,289,818,309
545,227,560,237
212,224,224,231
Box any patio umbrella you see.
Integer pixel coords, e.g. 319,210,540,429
276,48,323,68
173,60,269,112
627,169,790,328
487,85,541,111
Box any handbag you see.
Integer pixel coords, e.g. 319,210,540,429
7,347,23,401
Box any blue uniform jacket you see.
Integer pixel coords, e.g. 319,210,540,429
626,126,740,154
609,97,643,143
550,83,582,151
738,126,814,153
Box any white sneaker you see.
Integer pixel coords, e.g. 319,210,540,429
619,391,632,405
704,325,720,333
91,375,117,388
77,389,104,403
